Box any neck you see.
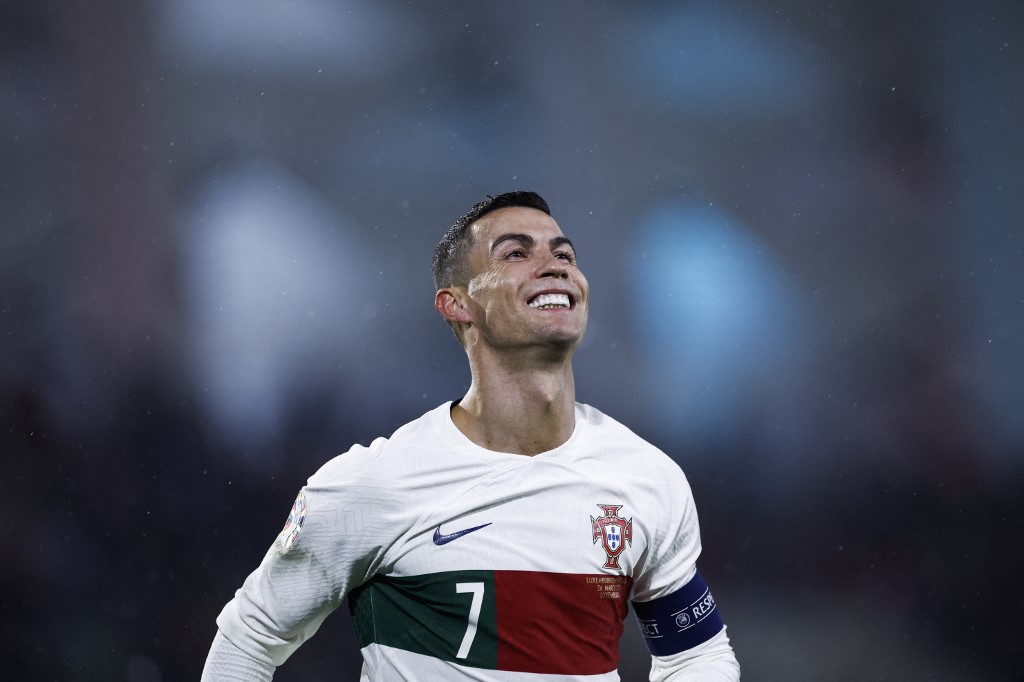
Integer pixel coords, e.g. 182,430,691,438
452,347,577,456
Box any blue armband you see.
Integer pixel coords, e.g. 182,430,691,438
631,570,725,656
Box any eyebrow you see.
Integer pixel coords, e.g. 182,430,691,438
490,233,576,255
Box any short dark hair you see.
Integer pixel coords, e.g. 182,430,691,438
432,191,551,291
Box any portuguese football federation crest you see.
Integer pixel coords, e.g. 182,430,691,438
590,504,632,569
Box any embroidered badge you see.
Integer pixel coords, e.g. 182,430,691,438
591,504,632,569
279,490,307,551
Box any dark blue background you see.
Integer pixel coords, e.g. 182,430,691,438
2,1,1021,679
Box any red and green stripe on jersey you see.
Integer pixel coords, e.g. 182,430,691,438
349,570,632,674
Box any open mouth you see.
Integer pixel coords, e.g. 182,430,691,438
528,293,572,310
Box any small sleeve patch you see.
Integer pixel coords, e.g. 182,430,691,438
631,570,724,656
278,490,308,551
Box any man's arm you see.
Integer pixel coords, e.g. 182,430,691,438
201,487,347,680
633,569,740,681
202,467,390,680
630,458,739,680
202,630,274,682
650,628,740,681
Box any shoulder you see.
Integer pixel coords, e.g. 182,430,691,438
575,402,683,473
573,403,694,522
307,402,453,487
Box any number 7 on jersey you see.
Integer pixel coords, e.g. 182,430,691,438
455,582,485,659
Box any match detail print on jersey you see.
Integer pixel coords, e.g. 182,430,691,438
349,569,632,674
631,569,725,655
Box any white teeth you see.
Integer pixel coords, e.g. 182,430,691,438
529,293,571,309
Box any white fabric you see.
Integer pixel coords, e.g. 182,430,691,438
201,630,274,682
359,644,619,681
651,629,740,680
204,401,738,680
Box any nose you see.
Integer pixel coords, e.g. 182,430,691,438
536,249,571,278
538,257,570,279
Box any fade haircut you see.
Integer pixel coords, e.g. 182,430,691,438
432,191,551,292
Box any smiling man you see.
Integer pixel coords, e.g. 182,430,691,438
202,192,740,681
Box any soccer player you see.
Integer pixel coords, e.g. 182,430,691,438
202,191,740,680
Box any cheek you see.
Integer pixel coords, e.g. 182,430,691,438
466,269,502,298
467,271,520,318
576,273,590,303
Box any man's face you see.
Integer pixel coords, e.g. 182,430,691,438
461,206,589,353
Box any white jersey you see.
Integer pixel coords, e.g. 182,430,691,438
213,402,712,680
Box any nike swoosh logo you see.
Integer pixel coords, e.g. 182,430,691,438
432,522,492,546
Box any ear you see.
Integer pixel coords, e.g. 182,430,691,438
435,287,473,326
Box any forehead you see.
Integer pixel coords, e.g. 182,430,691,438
469,206,565,245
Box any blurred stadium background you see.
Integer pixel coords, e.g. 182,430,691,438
2,1,1021,679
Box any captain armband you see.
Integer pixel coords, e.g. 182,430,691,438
631,570,725,656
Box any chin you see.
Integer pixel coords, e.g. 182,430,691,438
538,328,586,351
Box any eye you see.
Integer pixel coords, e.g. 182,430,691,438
505,248,527,259
555,251,576,263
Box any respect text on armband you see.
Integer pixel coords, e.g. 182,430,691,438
631,571,725,655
